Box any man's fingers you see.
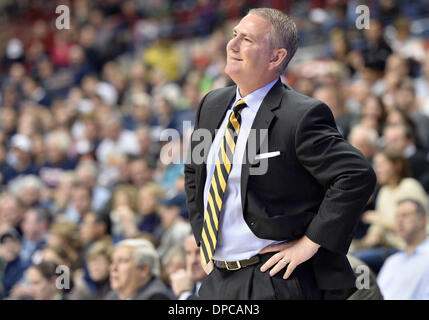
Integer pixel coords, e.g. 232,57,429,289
268,258,289,277
260,252,282,272
283,262,297,280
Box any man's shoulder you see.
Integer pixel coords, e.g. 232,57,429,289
135,277,174,300
381,250,405,270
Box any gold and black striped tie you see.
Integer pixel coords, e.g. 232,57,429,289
200,99,247,266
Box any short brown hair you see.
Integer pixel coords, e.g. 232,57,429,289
248,8,298,74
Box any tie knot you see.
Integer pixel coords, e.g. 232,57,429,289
233,99,247,113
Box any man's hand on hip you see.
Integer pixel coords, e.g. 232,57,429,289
259,235,320,279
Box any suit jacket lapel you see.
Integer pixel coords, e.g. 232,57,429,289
203,87,236,148
240,79,285,210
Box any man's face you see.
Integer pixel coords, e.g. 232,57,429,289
0,197,23,227
384,126,408,152
110,246,143,294
72,187,92,215
395,201,425,243
130,161,150,187
185,235,206,282
21,210,45,241
225,14,275,89
0,237,21,262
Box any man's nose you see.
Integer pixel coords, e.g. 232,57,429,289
228,37,240,52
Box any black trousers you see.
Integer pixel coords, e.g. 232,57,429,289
198,253,322,300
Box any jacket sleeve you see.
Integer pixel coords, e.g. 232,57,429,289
295,103,377,254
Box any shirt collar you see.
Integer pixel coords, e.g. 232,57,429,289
233,78,279,113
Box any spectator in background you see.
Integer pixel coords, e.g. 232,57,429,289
9,175,46,210
348,125,379,239
47,221,82,271
19,208,50,268
2,134,39,185
360,19,392,73
34,245,72,269
26,261,66,300
79,212,112,250
39,130,77,188
161,243,186,287
128,157,153,188
361,96,386,135
383,124,429,191
122,92,156,131
352,149,428,273
156,195,191,260
348,125,379,162
63,185,93,224
415,53,429,116
69,241,112,300
109,184,139,240
388,17,426,64
385,107,425,149
377,199,429,299
394,78,429,149
136,182,164,242
169,234,207,300
0,228,26,298
312,85,352,138
95,112,140,165
75,160,111,214
135,127,159,168
48,171,76,216
105,239,173,300
21,76,51,107
0,193,24,235
143,37,181,82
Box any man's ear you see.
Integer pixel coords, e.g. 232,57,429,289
269,48,287,68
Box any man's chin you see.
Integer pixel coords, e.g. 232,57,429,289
224,67,240,83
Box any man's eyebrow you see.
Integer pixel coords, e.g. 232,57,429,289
233,28,252,38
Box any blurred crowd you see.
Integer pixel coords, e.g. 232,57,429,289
1,0,429,300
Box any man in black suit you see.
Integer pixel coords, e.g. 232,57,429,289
184,8,376,300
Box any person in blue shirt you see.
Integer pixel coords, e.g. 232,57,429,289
377,198,429,299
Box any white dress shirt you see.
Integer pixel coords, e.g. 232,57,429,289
203,79,282,261
377,238,429,300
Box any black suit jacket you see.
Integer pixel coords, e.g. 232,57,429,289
184,79,376,297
